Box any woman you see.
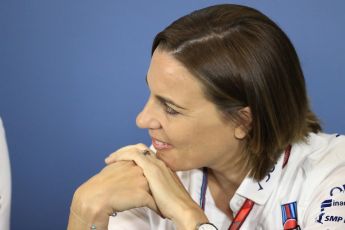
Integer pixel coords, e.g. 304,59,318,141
68,4,345,230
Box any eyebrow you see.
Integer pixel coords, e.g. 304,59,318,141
145,75,187,110
155,95,187,110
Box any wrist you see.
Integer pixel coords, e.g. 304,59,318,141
68,206,109,230
173,204,208,230
69,207,108,230
69,189,109,230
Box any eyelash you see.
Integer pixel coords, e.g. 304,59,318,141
161,101,179,115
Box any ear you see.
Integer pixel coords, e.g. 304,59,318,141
234,107,252,140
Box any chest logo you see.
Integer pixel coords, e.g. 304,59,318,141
281,201,300,230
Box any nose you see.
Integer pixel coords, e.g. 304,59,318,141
136,97,161,130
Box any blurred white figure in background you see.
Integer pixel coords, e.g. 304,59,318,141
0,117,11,230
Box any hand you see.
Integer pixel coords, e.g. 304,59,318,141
68,146,159,230
105,143,208,230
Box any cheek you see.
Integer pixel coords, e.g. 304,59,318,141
156,126,204,170
165,120,225,152
159,118,235,170
164,122,194,144
162,128,213,168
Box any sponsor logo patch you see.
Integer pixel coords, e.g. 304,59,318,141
281,201,300,229
316,184,345,225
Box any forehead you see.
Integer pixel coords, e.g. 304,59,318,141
147,49,208,107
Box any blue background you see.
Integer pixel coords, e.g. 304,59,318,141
1,0,344,229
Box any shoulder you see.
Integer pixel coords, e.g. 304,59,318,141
290,133,345,228
284,132,345,188
291,132,345,201
300,164,345,228
294,132,345,172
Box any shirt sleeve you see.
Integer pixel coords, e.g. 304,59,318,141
303,166,345,230
107,207,151,230
0,118,11,230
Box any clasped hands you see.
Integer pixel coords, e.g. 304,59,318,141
68,144,208,230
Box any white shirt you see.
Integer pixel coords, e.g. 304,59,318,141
108,132,345,229
0,118,11,230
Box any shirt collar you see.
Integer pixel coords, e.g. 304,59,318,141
235,153,285,205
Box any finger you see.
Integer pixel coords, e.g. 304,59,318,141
105,144,148,163
105,149,146,165
108,149,151,171
104,145,134,164
107,148,167,189
100,161,138,178
105,143,148,164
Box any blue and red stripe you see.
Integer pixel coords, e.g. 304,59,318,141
281,201,298,229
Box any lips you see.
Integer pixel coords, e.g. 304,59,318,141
151,137,173,150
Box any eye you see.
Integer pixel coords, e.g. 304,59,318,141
161,101,179,115
165,104,179,115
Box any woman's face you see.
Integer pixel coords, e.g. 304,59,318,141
136,49,245,172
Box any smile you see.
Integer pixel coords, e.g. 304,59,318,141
151,138,173,150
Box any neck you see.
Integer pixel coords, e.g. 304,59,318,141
208,148,250,199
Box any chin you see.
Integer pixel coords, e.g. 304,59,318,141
158,153,198,172
156,151,183,172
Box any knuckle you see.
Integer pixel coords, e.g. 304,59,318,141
123,160,136,166
135,143,148,149
115,145,136,155
106,152,115,159
73,186,85,202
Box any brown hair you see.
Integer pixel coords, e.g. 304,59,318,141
151,4,321,181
